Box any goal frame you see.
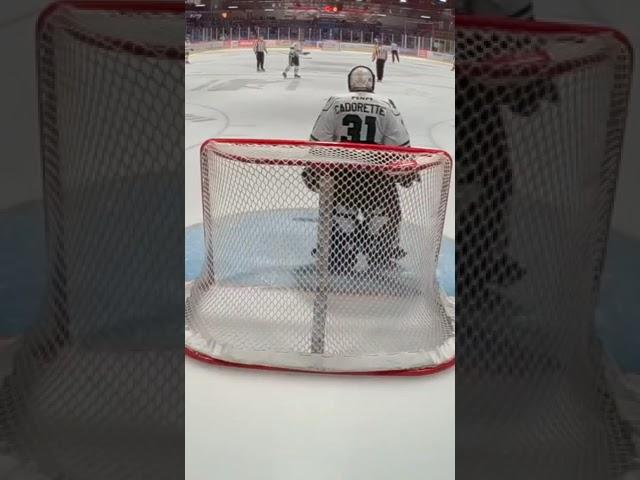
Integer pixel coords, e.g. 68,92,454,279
187,138,454,376
37,1,185,56
456,16,633,82
456,15,632,48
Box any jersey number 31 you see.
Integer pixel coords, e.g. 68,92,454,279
341,114,376,143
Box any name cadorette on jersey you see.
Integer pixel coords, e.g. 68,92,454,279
311,93,409,146
333,98,387,116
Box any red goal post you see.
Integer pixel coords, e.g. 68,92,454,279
455,15,633,83
186,138,454,375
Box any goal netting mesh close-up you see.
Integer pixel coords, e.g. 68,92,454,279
1,2,184,479
456,16,637,479
186,139,454,374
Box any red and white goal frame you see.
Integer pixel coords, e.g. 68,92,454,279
186,139,455,376
455,15,633,80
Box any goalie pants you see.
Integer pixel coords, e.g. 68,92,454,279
304,169,402,268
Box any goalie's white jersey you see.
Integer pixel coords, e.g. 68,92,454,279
310,93,410,147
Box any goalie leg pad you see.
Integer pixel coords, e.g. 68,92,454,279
328,205,359,274
362,191,404,268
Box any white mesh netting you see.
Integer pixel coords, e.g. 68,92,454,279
456,17,637,479
186,139,454,374
1,3,184,479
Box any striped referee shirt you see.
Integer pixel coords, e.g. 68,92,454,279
373,45,389,61
253,40,267,53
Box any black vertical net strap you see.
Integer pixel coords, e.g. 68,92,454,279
186,139,454,375
456,16,636,479
1,2,184,479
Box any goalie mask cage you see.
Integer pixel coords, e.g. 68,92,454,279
185,139,454,375
0,2,184,479
456,16,635,479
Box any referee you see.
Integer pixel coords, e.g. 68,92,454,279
253,36,267,72
371,42,389,81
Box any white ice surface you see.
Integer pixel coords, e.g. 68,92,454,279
185,49,455,239
185,49,454,480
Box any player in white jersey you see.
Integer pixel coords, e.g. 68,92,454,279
391,42,400,63
282,42,302,79
309,69,409,146
305,66,415,272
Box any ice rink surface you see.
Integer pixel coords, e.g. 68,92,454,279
185,48,454,480
185,48,455,237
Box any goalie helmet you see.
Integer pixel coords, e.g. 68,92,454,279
347,65,375,93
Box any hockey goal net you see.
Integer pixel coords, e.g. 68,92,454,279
35,0,184,348
0,2,184,479
456,16,635,478
186,139,454,374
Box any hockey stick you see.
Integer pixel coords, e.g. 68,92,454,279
274,52,313,60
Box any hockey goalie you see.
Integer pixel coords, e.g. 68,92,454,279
304,65,418,274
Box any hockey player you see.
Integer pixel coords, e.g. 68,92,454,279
305,66,415,273
372,42,389,81
283,42,302,79
253,36,267,72
185,36,192,64
391,42,400,63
